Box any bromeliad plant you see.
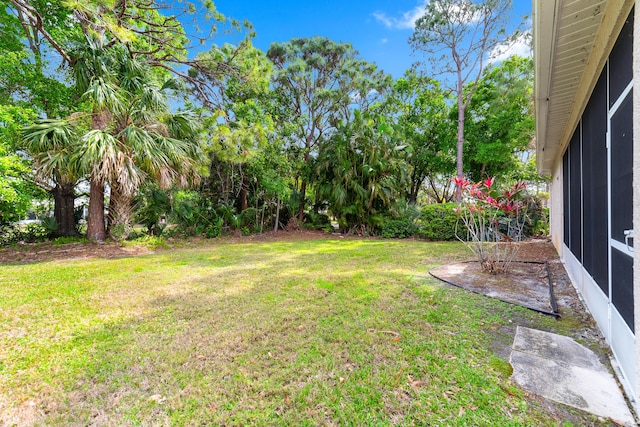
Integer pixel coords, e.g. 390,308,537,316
454,177,528,274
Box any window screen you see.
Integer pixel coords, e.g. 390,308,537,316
563,150,570,247
581,72,609,290
568,128,582,261
609,8,634,107
612,248,634,332
610,93,633,245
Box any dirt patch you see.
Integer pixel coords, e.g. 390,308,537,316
0,241,155,264
430,261,556,316
0,230,337,265
437,239,607,351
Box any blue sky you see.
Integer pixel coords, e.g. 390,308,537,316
211,0,532,78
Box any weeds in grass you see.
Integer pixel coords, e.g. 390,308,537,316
121,234,169,250
52,236,88,245
0,239,606,426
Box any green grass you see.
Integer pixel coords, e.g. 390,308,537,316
0,238,587,425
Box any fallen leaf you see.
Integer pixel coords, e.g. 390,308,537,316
148,394,166,404
339,377,345,383
19,399,37,407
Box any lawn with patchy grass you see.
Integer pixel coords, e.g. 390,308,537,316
0,238,590,425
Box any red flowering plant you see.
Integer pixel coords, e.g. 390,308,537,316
453,176,528,274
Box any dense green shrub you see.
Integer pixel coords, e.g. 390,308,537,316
0,225,20,246
380,217,417,238
0,221,51,246
377,202,419,239
170,191,222,237
238,208,259,232
417,203,459,241
136,187,171,235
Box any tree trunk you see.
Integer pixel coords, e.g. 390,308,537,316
51,180,78,237
457,89,465,179
456,75,466,201
297,180,307,222
429,177,447,203
87,176,106,241
274,199,281,232
86,108,111,241
107,180,134,240
409,169,419,204
297,149,311,221
240,172,248,211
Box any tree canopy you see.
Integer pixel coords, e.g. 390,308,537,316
0,1,539,243
410,0,518,185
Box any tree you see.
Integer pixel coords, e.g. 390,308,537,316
464,55,534,181
0,105,40,226
20,118,82,236
23,41,202,241
267,37,389,221
8,0,244,240
1,1,77,236
410,0,517,189
388,71,456,203
5,0,243,104
195,42,275,213
316,110,408,233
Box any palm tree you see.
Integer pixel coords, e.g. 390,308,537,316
21,119,82,237
68,37,122,241
23,38,202,241
74,39,202,240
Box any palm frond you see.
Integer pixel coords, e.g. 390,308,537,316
83,78,123,112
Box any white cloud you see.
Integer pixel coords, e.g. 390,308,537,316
381,38,388,44
373,0,486,30
373,1,428,30
488,30,532,63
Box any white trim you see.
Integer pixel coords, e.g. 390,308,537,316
611,307,638,404
633,1,640,413
610,80,634,117
563,244,637,405
612,238,634,256
580,120,585,263
563,245,610,332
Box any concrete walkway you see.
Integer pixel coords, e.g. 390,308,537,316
510,326,636,426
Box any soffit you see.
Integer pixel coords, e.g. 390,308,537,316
534,0,632,175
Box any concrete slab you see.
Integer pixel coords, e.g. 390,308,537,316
510,326,636,426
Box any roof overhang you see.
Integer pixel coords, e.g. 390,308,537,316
534,0,634,176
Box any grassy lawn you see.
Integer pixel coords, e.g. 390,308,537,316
0,238,582,425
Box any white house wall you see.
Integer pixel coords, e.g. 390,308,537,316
550,158,564,256
633,3,640,409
